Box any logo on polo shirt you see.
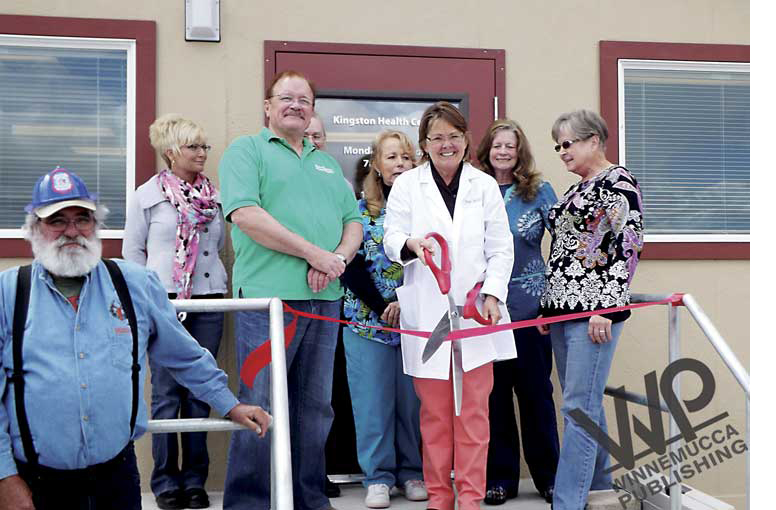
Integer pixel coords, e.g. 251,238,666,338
315,164,334,174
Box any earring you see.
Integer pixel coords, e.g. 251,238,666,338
376,169,382,177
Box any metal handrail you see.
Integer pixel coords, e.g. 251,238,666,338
143,294,749,510
628,292,750,510
146,297,293,510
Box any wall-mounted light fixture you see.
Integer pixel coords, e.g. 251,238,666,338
185,0,220,42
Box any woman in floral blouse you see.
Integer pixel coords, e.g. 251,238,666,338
538,110,643,510
475,119,559,506
341,131,426,509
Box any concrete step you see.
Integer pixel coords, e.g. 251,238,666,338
587,489,640,510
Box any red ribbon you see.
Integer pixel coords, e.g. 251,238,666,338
239,293,685,387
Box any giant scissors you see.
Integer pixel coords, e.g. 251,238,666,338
421,232,490,416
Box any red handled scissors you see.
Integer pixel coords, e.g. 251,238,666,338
421,232,490,416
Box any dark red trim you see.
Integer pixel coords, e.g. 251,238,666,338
1,239,122,259
264,40,507,116
0,15,156,258
599,41,750,260
642,242,749,260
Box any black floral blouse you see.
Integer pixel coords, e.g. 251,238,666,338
540,165,644,322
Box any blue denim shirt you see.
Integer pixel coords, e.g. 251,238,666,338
0,259,238,478
501,181,557,320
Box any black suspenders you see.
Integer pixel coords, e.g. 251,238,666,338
10,260,139,468
103,258,141,439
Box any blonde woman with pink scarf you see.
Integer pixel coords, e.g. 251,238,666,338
123,114,228,510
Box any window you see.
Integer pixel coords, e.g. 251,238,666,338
620,61,749,239
600,41,749,259
0,15,155,257
0,35,134,237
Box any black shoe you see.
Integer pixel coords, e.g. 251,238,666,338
184,488,210,509
484,486,508,505
538,485,554,503
325,478,341,498
155,490,186,510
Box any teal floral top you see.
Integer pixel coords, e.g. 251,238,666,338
343,199,403,345
501,181,558,320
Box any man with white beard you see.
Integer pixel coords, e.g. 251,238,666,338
0,167,271,510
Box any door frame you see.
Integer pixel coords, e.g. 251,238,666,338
264,40,506,118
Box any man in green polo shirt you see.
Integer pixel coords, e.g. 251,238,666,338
219,70,361,510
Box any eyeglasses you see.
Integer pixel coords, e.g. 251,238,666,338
426,133,465,145
554,139,581,153
41,216,96,232
270,95,314,108
306,133,325,142
183,144,212,152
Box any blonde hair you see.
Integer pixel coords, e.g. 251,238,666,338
364,131,417,217
476,119,542,202
149,114,207,169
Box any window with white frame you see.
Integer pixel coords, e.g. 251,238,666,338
0,34,135,238
619,60,749,241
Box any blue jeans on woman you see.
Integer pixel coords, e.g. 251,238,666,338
342,327,423,488
223,299,341,510
150,310,224,496
550,319,624,510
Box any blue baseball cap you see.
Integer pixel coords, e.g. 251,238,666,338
25,167,98,218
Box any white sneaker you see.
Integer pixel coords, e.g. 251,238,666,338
401,480,428,501
365,483,391,508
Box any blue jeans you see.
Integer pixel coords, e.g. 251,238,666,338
150,310,224,496
17,442,141,510
550,319,623,510
223,299,341,510
342,327,422,488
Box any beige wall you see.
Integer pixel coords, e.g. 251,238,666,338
2,0,750,507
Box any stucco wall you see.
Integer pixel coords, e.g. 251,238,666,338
1,1,749,507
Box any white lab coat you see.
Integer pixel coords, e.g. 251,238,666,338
384,162,516,379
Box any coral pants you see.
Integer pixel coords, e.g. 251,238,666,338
413,362,494,510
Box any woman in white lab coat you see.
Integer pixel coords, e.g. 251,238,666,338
383,102,515,510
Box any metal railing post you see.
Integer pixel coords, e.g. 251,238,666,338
746,396,750,510
668,304,682,510
681,294,750,394
268,297,293,510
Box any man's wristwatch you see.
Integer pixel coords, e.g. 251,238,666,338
334,252,347,264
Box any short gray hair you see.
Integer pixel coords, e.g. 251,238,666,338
22,204,109,240
551,109,609,151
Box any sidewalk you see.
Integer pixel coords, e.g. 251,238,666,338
141,479,550,510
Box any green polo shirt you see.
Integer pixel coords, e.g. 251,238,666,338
219,128,360,300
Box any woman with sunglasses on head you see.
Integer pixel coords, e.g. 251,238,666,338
123,114,228,510
340,131,427,509
538,110,643,510
383,102,515,510
475,119,560,506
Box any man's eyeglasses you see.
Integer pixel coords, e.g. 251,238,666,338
426,133,465,145
183,144,212,152
306,133,324,142
554,139,581,153
271,95,313,108
41,216,96,232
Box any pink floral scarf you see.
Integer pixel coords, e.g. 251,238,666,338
158,169,218,299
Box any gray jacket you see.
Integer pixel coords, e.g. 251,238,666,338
122,174,228,296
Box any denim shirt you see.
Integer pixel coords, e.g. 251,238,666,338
123,174,228,296
343,200,403,346
501,181,557,320
0,260,238,478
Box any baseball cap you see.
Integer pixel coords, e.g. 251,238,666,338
25,167,98,218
